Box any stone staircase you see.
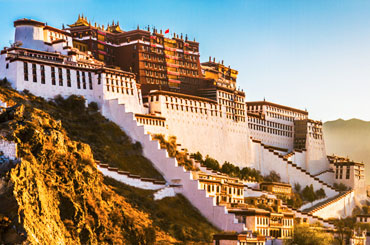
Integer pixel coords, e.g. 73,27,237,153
303,190,356,219
95,160,166,190
250,138,339,198
101,98,245,232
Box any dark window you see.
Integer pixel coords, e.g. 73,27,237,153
32,63,37,82
82,71,86,89
88,72,92,90
67,69,71,87
6,63,9,69
23,62,28,81
346,166,350,179
76,71,81,89
51,67,56,85
41,65,45,84
98,73,101,85
58,68,63,86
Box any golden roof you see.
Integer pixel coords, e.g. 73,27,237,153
68,14,89,27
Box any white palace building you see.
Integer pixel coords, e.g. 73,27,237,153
0,18,367,232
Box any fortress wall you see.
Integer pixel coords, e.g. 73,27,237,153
1,59,105,104
164,113,251,166
289,151,306,169
250,141,338,199
102,98,245,232
140,123,168,136
311,191,356,219
0,139,17,159
316,171,335,185
96,165,166,190
144,94,252,167
249,129,293,151
305,136,330,176
0,56,20,88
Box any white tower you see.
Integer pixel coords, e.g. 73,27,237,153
14,19,46,51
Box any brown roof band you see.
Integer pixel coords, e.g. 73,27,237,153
246,100,308,115
149,90,218,104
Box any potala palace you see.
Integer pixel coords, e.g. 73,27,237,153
0,16,368,243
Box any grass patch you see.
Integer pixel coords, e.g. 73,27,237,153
104,176,219,243
23,93,163,180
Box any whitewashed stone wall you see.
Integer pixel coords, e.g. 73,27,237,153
154,187,179,200
0,139,17,159
102,98,245,232
305,136,330,176
249,140,339,199
311,191,356,219
144,94,252,167
97,164,166,190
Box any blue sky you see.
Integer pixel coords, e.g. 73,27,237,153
1,0,370,122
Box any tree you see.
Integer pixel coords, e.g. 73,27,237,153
285,224,333,245
333,183,348,191
221,161,239,177
302,185,316,203
287,192,303,209
333,218,356,245
315,188,326,200
191,152,203,162
264,171,281,182
203,156,220,171
294,183,301,193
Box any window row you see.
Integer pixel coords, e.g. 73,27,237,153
248,117,292,131
248,123,293,137
136,117,165,127
24,62,93,90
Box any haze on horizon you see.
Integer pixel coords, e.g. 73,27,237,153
0,0,369,122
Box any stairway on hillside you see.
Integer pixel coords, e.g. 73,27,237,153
251,138,339,195
302,190,354,214
101,99,246,232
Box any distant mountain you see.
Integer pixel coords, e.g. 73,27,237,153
323,118,370,184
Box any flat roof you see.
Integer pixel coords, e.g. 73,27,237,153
246,100,308,115
149,90,218,104
260,182,292,187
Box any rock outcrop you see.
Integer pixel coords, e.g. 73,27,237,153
0,90,177,244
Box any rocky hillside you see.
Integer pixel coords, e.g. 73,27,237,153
0,85,217,244
323,118,370,183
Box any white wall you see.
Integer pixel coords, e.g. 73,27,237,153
249,140,339,199
0,139,17,159
102,98,245,232
305,136,330,175
145,94,252,167
311,191,357,219
97,165,166,190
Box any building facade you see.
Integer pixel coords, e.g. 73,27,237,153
0,17,367,226
229,208,294,239
194,171,245,206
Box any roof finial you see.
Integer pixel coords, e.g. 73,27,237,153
137,24,139,30
78,14,81,19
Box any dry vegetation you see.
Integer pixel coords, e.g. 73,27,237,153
0,85,218,244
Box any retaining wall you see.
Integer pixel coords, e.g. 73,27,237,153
102,98,245,232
